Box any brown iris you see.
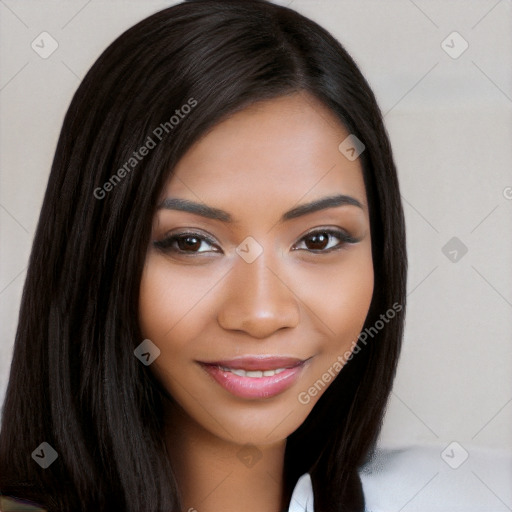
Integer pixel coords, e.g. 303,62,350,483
177,235,202,251
304,232,329,251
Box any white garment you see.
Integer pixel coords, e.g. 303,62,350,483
288,473,314,512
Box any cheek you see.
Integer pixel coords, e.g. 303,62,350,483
138,255,218,343
138,256,210,399
138,257,211,394
291,247,373,407
296,247,374,345
332,254,374,339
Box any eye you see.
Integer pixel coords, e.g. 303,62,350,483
153,232,221,255
292,228,359,253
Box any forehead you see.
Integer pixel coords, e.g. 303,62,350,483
162,91,368,214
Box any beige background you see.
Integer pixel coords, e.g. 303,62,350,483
1,1,511,510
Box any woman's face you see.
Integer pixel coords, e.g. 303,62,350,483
139,92,374,446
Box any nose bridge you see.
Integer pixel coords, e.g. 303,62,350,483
217,250,300,338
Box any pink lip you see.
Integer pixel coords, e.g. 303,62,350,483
198,356,308,400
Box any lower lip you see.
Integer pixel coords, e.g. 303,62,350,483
200,363,305,399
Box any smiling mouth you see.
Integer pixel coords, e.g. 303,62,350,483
197,356,310,399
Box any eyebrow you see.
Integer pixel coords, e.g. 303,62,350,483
157,194,364,222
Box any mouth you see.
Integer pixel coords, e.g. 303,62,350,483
197,356,310,400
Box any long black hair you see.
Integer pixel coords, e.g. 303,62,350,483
0,1,407,510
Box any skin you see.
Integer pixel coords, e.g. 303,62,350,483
138,91,374,512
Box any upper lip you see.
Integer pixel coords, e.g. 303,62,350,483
199,356,307,371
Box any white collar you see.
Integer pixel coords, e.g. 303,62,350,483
288,473,314,512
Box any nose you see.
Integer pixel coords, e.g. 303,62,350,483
217,254,301,339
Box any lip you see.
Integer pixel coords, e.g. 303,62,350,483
198,356,309,400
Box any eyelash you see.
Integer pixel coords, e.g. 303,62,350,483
153,231,220,254
153,228,359,256
292,228,359,252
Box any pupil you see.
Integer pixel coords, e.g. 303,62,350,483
306,233,328,250
179,236,201,251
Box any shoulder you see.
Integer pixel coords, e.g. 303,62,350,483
288,473,314,512
0,495,47,511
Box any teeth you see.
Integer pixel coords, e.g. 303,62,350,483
219,366,288,377
246,370,263,377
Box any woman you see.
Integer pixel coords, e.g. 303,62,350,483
0,1,407,510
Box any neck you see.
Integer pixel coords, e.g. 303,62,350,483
163,401,287,512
